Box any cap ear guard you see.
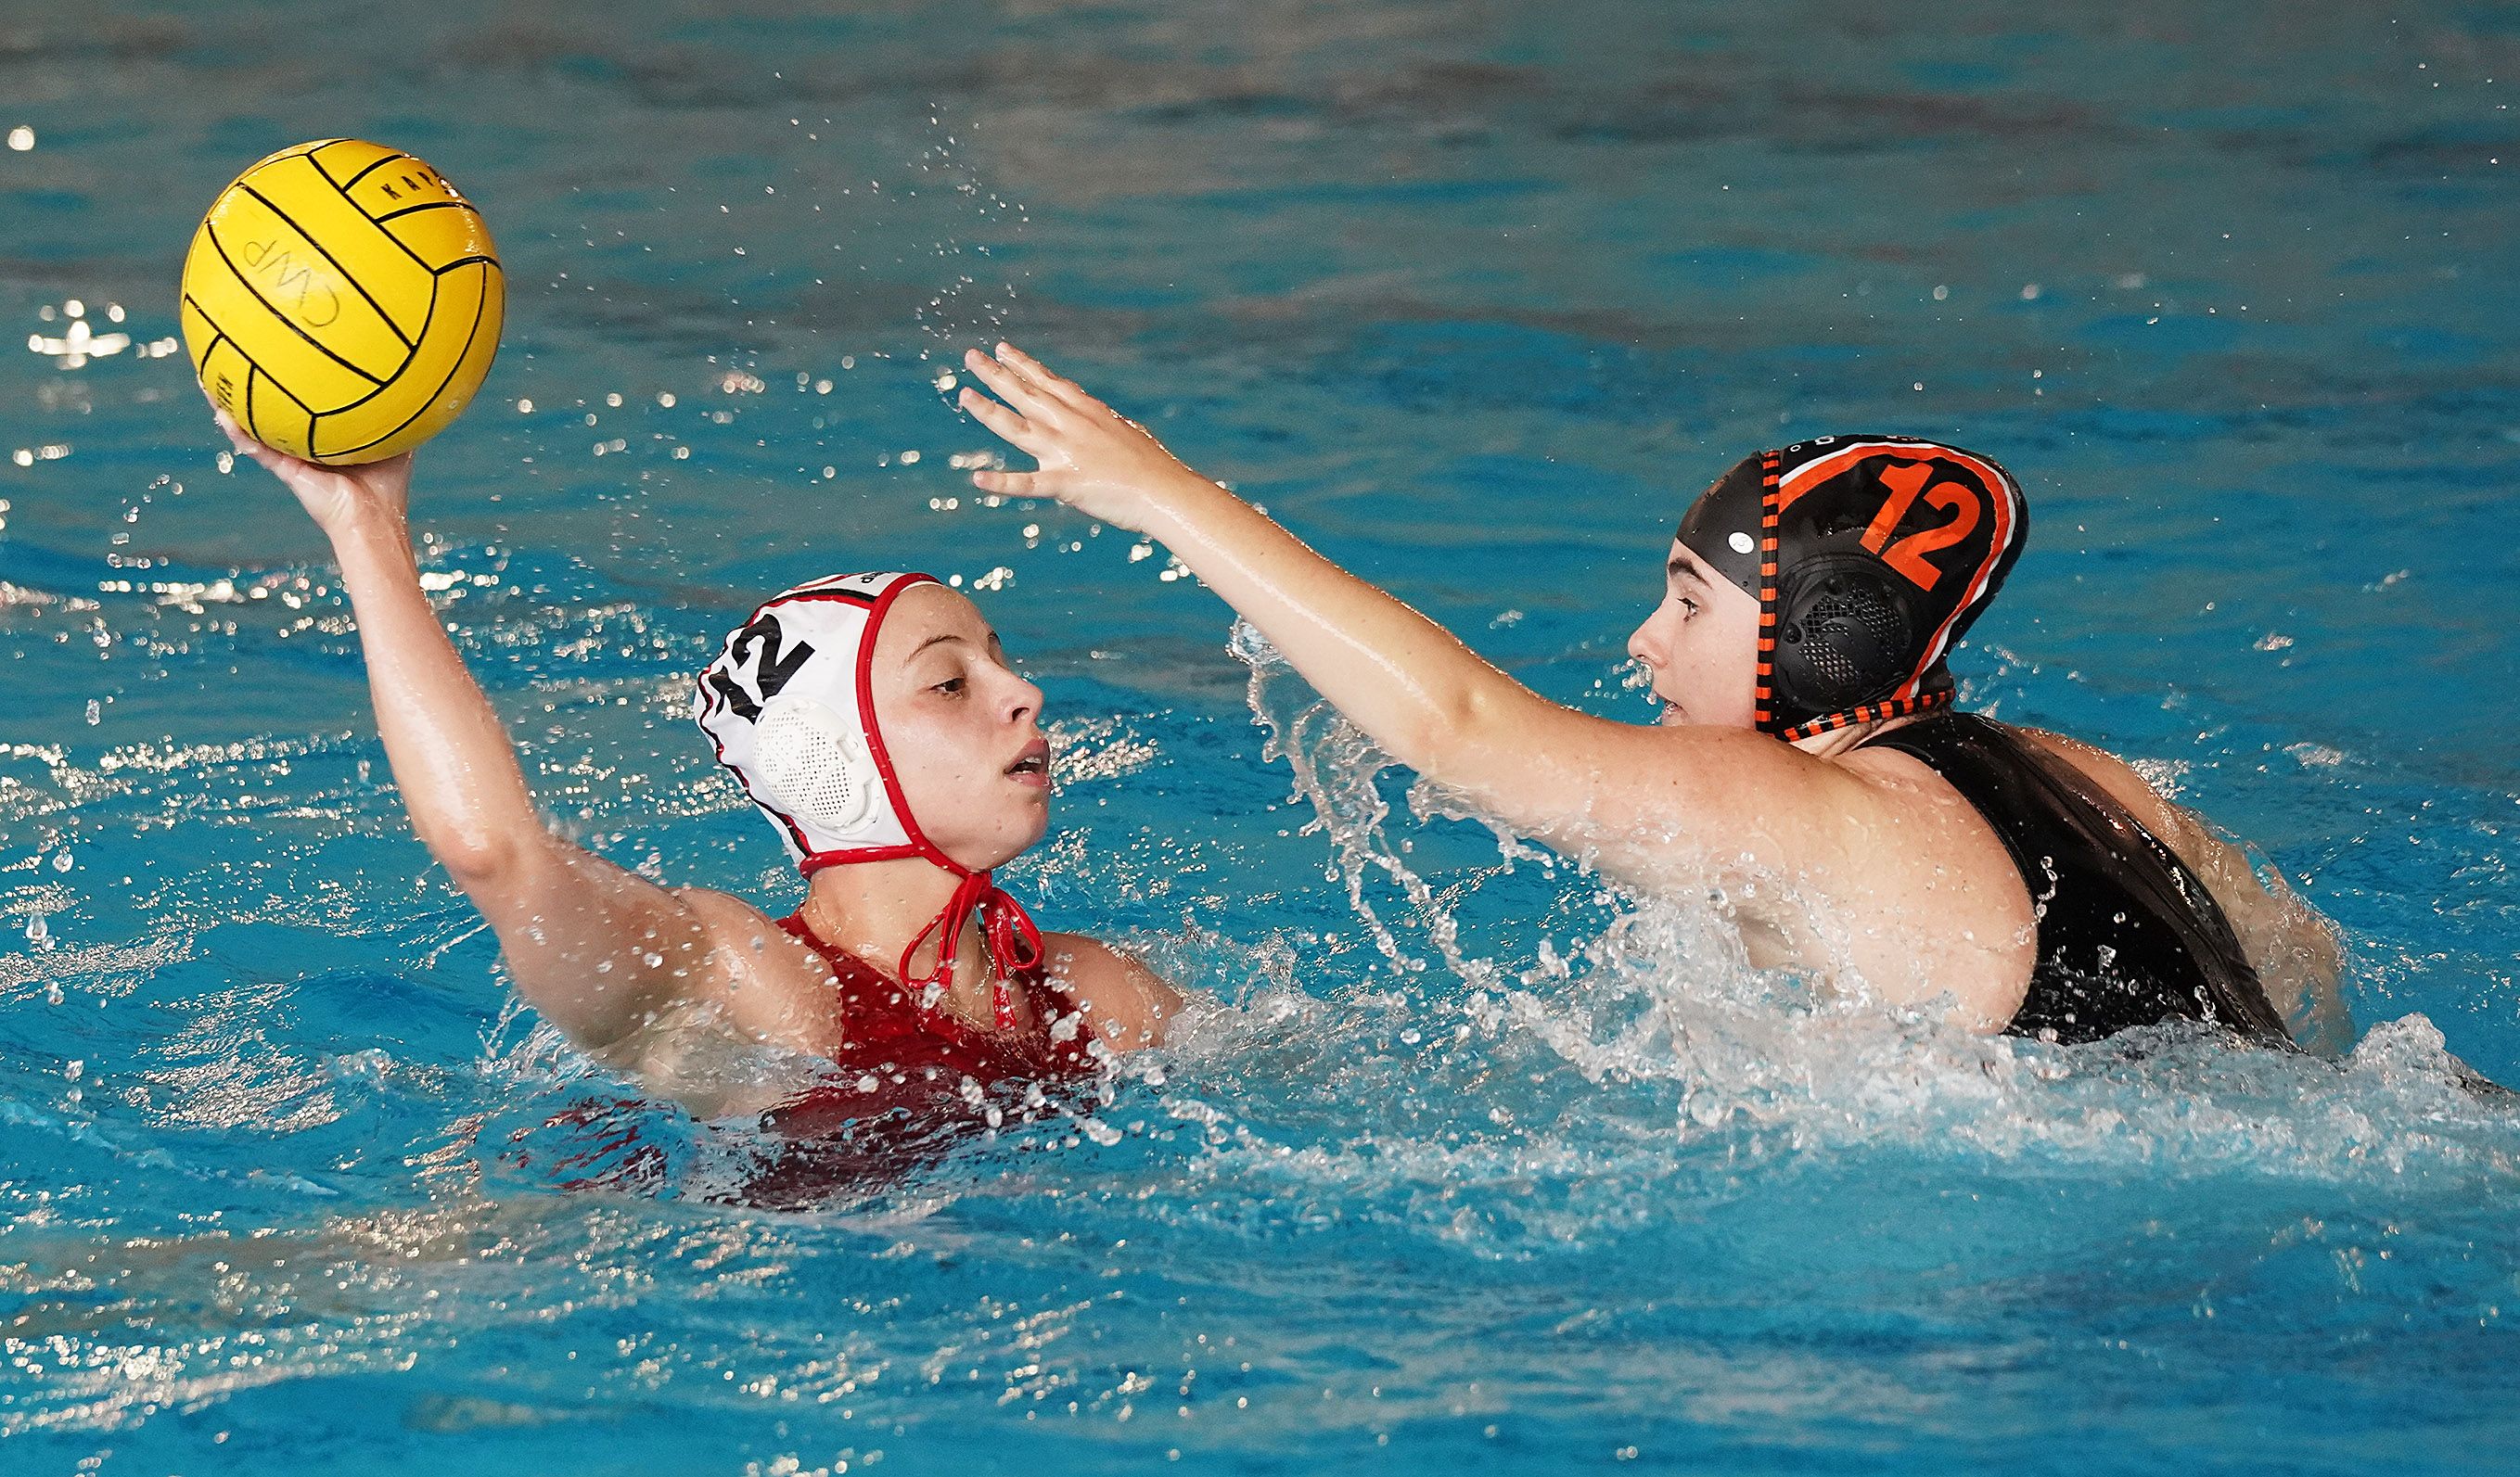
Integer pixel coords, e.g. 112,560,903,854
1691,436,2025,741
751,694,885,837
695,571,935,865
1772,554,1917,715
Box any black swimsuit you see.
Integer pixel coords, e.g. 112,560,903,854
1857,713,2293,1047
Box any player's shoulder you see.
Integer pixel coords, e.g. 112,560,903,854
675,883,785,936
1038,930,1138,986
1038,931,1176,1051
673,885,828,981
666,885,849,1050
2008,724,2197,844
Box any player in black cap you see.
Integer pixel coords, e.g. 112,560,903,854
956,344,2351,1050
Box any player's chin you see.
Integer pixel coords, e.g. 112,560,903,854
1004,792,1053,844
961,809,1052,872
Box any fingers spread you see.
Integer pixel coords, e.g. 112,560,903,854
957,386,1038,448
971,469,1037,498
996,343,1098,414
962,347,1050,414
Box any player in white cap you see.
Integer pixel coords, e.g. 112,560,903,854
217,413,1176,1124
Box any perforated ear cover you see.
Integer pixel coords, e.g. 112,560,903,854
1772,554,1919,715
1676,437,2026,738
695,571,932,865
751,695,882,835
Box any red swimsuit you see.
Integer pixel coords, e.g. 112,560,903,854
763,913,1098,1140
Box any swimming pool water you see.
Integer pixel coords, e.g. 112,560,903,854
5,1,2519,1471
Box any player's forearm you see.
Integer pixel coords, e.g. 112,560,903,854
954,341,1543,786
1142,477,1536,777
330,517,722,1049
327,515,549,880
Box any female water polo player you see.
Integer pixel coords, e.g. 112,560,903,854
213,411,1176,1124
955,344,2352,1050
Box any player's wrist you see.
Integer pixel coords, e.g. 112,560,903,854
1137,466,1228,528
327,503,416,562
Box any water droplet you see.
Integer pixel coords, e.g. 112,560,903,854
51,848,73,872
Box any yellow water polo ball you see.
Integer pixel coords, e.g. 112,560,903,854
179,139,504,465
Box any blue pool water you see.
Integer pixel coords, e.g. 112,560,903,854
5,1,2520,1470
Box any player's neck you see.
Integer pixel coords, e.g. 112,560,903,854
1794,711,1929,759
799,861,994,1006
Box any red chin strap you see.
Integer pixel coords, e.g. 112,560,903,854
899,865,1044,1029
803,850,1045,1030
783,568,1045,1029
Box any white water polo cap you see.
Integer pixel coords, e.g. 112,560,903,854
697,571,936,869
696,570,1044,1029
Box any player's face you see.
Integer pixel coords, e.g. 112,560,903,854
1625,540,1762,730
867,585,1051,869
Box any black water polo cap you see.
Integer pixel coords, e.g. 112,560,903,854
1675,436,2028,740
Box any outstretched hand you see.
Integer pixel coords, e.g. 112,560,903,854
212,408,414,543
956,343,1208,534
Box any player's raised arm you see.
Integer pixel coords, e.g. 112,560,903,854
950,344,1835,885
216,414,737,1052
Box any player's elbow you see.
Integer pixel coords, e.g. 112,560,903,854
423,822,537,894
1390,679,1521,784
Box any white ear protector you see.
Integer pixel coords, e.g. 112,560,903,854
697,571,933,866
750,694,884,836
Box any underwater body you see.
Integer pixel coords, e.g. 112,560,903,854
5,0,2520,1471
